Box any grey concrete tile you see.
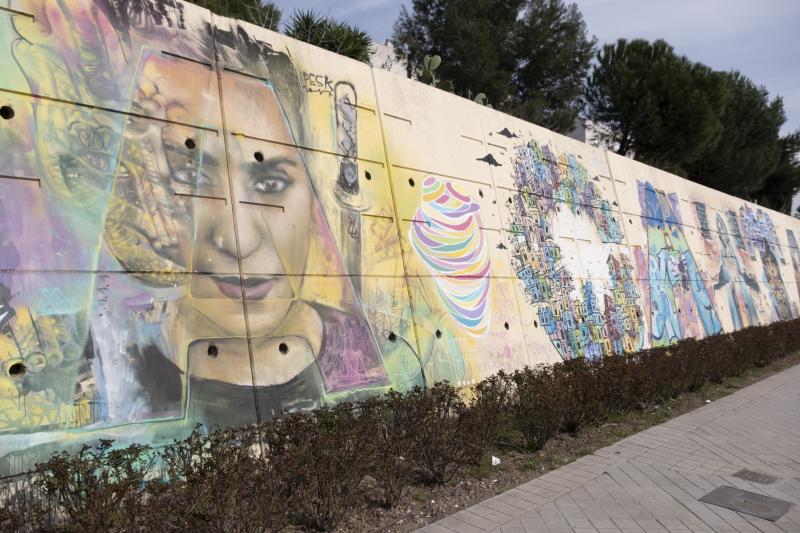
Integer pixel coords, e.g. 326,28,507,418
416,364,800,533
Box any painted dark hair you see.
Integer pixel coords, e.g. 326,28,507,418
97,0,308,145
211,23,309,147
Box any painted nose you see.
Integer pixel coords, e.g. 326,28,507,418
210,219,246,259
234,209,271,260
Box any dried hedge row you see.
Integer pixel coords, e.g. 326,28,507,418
2,319,799,531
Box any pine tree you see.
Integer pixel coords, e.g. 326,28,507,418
684,72,786,198
506,0,595,132
392,0,593,133
584,39,728,174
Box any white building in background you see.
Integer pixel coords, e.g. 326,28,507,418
370,40,407,76
568,119,630,156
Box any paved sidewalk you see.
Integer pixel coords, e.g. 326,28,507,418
418,363,800,533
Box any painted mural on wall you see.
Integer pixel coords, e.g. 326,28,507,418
636,183,722,346
0,0,424,472
737,205,793,321
505,140,645,359
0,0,799,476
689,198,797,331
788,230,800,303
409,176,492,338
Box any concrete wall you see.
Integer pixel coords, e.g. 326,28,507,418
1,0,798,475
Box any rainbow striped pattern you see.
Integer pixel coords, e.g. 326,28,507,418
409,176,492,337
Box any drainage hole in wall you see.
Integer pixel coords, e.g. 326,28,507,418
629,218,633,224
504,322,509,330
0,106,14,120
478,189,484,198
184,138,196,150
254,151,264,162
435,329,442,339
365,171,372,180
278,342,289,354
534,320,538,328
388,332,397,342
8,362,26,377
207,344,218,358
408,178,415,187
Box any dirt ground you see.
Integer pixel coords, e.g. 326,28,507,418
330,351,800,533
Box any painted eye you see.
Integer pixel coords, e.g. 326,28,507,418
173,166,213,188
253,177,289,194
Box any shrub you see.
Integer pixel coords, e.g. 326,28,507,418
2,318,798,532
0,477,50,532
673,338,708,392
595,354,641,414
643,348,683,403
509,365,564,450
33,439,154,532
404,382,472,485
143,425,287,532
705,334,734,383
461,372,514,465
553,358,606,434
265,403,375,531
360,391,417,508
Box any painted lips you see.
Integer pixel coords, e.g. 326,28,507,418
212,276,275,300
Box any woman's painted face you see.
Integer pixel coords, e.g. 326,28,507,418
108,55,312,337
191,74,312,336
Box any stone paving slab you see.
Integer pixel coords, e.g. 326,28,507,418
417,363,800,533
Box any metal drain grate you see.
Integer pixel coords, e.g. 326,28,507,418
700,486,793,521
732,469,779,485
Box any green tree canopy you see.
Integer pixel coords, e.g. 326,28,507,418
584,39,728,173
392,0,594,133
585,39,790,207
191,0,281,31
507,0,596,132
750,130,800,214
285,10,374,64
684,72,786,198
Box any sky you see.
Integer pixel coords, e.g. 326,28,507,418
277,0,800,209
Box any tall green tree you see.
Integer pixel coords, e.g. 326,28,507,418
506,0,595,132
584,39,729,174
285,10,374,64
392,0,592,132
192,0,281,31
684,72,786,198
750,130,800,214
586,39,789,204
393,0,523,105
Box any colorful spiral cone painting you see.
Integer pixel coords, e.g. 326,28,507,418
409,176,492,337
